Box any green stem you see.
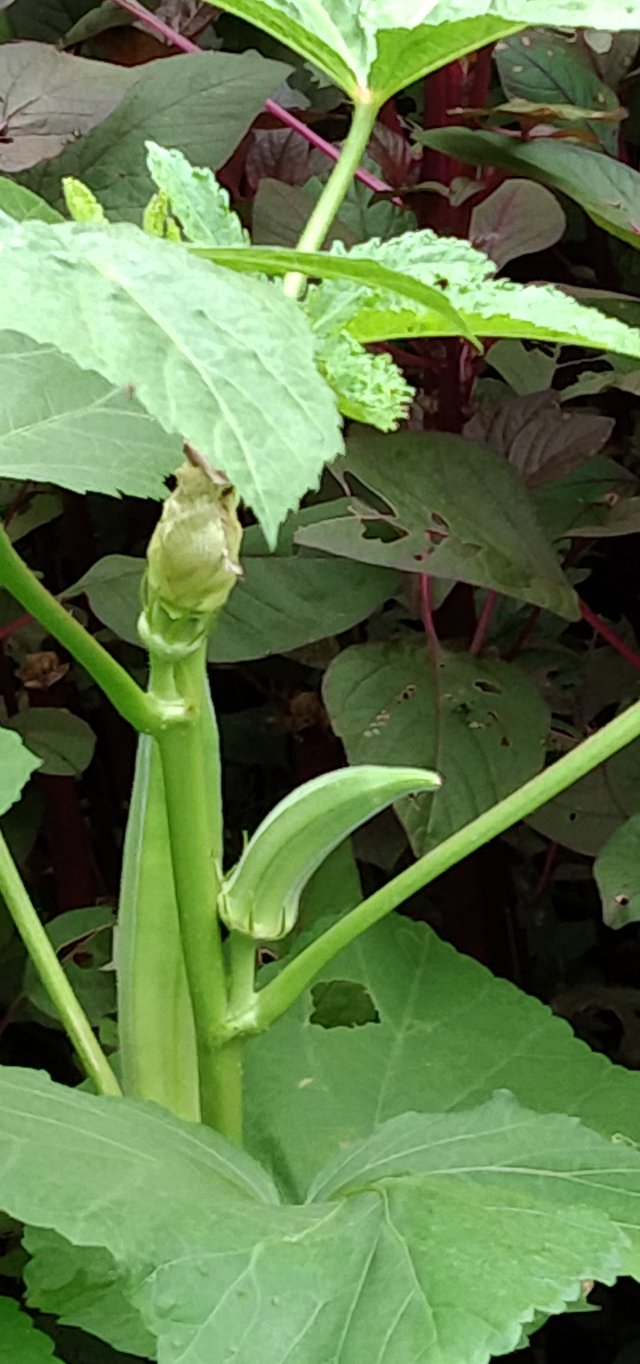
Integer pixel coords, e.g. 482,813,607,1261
0,830,121,1097
208,1038,245,1146
227,932,257,1017
0,523,162,736
251,694,640,1033
154,645,233,1132
282,94,380,300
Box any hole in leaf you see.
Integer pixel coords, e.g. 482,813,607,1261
473,680,502,695
310,980,380,1029
362,520,404,543
568,812,578,822
343,474,394,517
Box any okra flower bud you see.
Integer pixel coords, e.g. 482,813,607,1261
138,463,242,658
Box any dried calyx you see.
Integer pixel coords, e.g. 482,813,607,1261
138,461,242,659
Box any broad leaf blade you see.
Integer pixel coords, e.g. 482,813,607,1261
22,51,291,223
323,642,550,853
419,128,640,249
0,220,342,543
297,428,578,617
595,813,640,929
0,728,41,816
0,333,181,497
0,177,62,224
245,915,640,1195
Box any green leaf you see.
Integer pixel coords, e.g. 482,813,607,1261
0,40,139,174
5,711,96,778
245,914,640,1195
23,906,115,1027
4,1065,640,1364
0,728,41,816
316,329,412,429
302,232,640,357
418,128,640,249
297,429,578,617
0,177,62,224
220,764,440,939
0,1297,59,1362
146,142,249,246
192,241,476,342
0,333,182,498
67,512,400,661
529,736,640,855
595,813,640,929
496,28,623,154
323,641,550,853
22,51,291,223
0,219,342,545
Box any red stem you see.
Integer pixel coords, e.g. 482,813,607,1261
579,599,640,673
469,590,497,656
109,0,391,195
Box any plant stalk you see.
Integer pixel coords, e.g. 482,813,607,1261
153,645,238,1134
283,94,380,300
0,523,163,736
249,693,640,1033
0,830,121,1096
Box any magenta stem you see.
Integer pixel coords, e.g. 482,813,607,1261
108,0,391,195
580,599,640,674
469,590,497,656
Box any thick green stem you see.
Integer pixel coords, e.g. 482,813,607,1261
0,522,163,736
250,694,640,1033
0,830,121,1096
283,94,380,300
208,1038,245,1146
154,645,234,1133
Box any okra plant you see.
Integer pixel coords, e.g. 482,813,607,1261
3,1,640,1362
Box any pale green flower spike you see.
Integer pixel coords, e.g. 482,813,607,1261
138,462,242,659
219,765,441,941
62,178,107,225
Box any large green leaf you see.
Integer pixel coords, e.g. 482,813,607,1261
22,51,290,223
595,813,640,929
5,710,95,778
0,219,342,544
213,1,521,99
301,232,640,356
245,915,640,1195
6,1065,640,1364
323,641,550,853
0,1297,60,1362
66,509,400,661
0,728,41,817
419,128,640,249
0,177,62,224
297,429,578,617
0,333,181,497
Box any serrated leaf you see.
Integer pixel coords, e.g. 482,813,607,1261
245,915,640,1196
419,128,640,250
0,728,41,816
323,641,550,853
0,332,182,497
0,219,342,544
0,1297,60,1362
303,231,640,358
316,329,412,429
146,142,249,246
595,813,640,929
5,710,95,778
297,428,578,617
220,765,440,939
4,1065,640,1364
22,51,291,223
